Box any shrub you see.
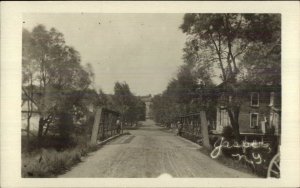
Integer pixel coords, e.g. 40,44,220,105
22,147,84,177
21,136,105,178
209,135,219,147
222,126,234,140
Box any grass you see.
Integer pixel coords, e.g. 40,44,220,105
21,132,125,177
22,142,99,177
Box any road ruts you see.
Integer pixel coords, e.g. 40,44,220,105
59,120,256,178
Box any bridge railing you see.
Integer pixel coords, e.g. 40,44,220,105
90,107,121,145
175,111,211,149
176,113,202,139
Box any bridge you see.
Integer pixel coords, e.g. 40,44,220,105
59,117,255,178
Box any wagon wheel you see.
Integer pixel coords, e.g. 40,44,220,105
267,153,280,178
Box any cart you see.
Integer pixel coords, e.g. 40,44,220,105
267,152,280,178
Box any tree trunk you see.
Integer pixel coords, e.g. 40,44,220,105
37,117,45,145
227,107,241,142
43,123,50,136
26,74,34,149
26,100,32,148
26,113,31,149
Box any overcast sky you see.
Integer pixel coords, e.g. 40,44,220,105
23,13,187,96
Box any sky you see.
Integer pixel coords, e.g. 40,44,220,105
23,13,187,96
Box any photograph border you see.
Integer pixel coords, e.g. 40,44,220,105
1,1,300,187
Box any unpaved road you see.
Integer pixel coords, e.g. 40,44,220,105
60,120,255,178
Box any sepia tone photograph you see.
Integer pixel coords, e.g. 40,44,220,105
1,1,300,187
20,13,282,179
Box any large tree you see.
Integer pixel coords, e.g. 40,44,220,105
22,25,92,142
180,14,281,141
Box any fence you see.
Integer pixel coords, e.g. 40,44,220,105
178,113,202,138
90,107,121,145
176,111,211,149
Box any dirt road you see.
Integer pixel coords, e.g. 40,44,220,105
60,120,255,178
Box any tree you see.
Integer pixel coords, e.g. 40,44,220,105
240,41,281,85
97,89,109,107
114,82,131,120
180,14,281,141
113,82,144,125
134,98,146,121
22,25,92,143
22,29,36,144
151,93,178,125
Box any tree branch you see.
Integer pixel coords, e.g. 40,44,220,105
43,114,54,136
22,87,38,106
209,32,227,81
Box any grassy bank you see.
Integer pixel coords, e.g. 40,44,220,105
22,141,98,177
21,132,127,177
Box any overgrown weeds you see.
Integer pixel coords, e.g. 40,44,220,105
21,133,101,178
22,142,99,177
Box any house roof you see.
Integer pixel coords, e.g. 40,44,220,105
215,81,281,93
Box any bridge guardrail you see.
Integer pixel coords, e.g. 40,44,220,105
90,107,121,145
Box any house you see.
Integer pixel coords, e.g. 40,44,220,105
213,82,281,138
140,94,152,119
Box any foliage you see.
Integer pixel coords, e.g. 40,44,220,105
180,14,280,81
21,24,145,178
179,14,281,141
151,58,216,125
222,126,234,140
239,41,281,85
22,25,93,143
113,82,145,125
22,141,99,177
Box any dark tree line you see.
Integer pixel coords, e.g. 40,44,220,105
97,82,145,126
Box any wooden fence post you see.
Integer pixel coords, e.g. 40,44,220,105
200,110,211,149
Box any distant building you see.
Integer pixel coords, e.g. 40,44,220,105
140,94,153,119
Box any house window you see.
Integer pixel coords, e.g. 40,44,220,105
250,113,259,128
251,92,259,106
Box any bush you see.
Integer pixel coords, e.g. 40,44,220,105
22,148,83,177
222,126,234,140
22,117,124,177
22,137,101,177
22,135,76,153
209,135,219,147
